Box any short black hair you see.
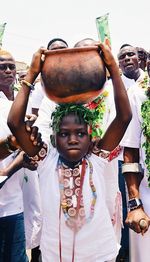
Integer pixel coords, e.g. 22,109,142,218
47,38,68,49
119,44,132,50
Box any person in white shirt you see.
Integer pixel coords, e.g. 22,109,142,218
8,41,132,262
0,50,42,262
117,44,150,262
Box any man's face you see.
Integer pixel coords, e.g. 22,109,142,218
137,48,147,71
0,55,16,87
55,114,91,163
118,46,139,78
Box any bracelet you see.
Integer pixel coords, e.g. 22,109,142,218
28,142,48,162
128,198,143,211
21,80,34,90
122,163,144,174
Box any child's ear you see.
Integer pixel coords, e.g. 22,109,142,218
50,135,56,147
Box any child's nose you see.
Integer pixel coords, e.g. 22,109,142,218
68,134,78,144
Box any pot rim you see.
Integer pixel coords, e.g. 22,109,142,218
44,45,99,56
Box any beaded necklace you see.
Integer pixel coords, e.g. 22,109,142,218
57,157,97,231
57,157,97,261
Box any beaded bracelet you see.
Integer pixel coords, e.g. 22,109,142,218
29,142,48,162
21,80,34,90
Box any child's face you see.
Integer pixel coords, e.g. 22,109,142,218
55,114,91,163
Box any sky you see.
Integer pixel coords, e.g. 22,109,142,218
1,0,149,64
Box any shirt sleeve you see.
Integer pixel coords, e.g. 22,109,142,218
120,91,141,148
34,96,56,145
31,82,45,109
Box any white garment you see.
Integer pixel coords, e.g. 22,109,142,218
37,147,118,262
119,71,150,262
99,82,124,243
31,81,45,109
34,95,56,144
0,96,42,249
35,86,123,244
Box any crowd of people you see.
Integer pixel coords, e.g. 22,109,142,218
0,37,149,262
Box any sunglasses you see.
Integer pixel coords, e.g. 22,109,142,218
0,64,16,71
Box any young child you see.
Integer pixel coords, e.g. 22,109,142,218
8,43,132,262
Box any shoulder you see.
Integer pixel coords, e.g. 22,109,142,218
133,87,147,105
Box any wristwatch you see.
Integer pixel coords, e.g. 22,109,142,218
128,198,143,211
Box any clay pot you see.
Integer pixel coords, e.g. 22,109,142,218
41,46,106,104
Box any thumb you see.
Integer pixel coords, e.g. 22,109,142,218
104,38,111,50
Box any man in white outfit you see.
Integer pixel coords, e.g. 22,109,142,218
0,50,42,262
117,44,150,262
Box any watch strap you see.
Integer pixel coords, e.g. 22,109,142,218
128,198,143,211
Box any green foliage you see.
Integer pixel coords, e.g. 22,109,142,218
51,103,99,134
141,80,150,187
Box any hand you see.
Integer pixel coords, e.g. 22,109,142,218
28,126,42,147
94,38,117,71
13,151,38,171
126,207,150,235
25,115,42,146
25,114,37,131
26,47,47,83
22,153,38,171
7,135,22,150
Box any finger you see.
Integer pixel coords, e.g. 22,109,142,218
93,41,101,47
139,219,149,235
35,133,42,146
30,126,39,141
10,135,17,143
25,120,32,132
132,222,142,234
39,46,47,53
33,133,42,146
125,220,141,233
25,114,37,122
38,47,47,62
98,42,105,51
104,38,111,49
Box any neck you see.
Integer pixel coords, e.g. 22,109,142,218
0,85,14,100
124,70,140,81
59,156,82,169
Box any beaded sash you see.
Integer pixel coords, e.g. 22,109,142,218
57,157,97,261
58,157,97,231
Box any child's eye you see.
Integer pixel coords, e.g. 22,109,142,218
59,132,68,137
77,132,86,137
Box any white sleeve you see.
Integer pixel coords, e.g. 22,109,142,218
0,99,12,138
31,82,45,109
34,96,56,145
120,92,141,148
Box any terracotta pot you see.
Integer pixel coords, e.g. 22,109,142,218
41,46,106,104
